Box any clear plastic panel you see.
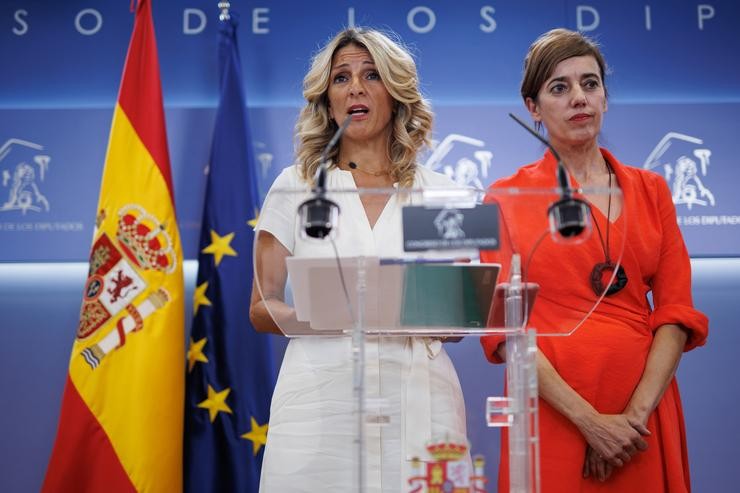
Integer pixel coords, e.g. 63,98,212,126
252,183,626,493
253,185,626,338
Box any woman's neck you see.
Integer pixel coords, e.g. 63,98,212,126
551,140,607,186
338,151,391,172
337,133,392,174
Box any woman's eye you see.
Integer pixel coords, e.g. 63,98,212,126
550,83,567,94
332,74,348,83
584,79,600,90
366,71,381,80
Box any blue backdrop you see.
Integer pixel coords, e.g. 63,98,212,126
0,1,738,492
1,0,738,259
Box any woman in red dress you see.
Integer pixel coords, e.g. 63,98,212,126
481,29,708,492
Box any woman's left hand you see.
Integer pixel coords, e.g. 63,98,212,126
623,405,649,431
583,445,613,482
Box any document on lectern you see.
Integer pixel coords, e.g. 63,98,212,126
286,256,501,335
286,256,402,331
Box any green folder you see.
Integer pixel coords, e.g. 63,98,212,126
400,264,498,328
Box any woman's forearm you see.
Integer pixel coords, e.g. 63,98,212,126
250,231,291,335
624,324,688,423
496,343,596,424
497,343,649,467
537,351,598,427
249,297,288,335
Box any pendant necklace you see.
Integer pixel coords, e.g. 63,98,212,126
589,160,628,296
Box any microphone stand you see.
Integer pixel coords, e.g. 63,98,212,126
314,114,353,196
297,115,371,490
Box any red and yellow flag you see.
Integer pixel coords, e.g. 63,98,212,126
43,1,184,491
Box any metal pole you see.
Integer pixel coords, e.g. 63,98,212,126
353,256,367,492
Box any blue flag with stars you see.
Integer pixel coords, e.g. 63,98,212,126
184,11,275,492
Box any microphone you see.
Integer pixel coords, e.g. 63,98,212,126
348,161,357,169
298,115,353,239
508,113,589,239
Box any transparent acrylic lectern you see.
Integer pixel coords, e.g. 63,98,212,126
253,182,625,493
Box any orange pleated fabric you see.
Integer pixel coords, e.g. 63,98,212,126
481,149,708,493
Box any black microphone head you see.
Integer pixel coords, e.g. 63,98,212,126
547,196,590,240
348,161,357,169
298,196,339,239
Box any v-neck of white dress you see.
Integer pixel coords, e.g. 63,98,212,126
338,169,399,234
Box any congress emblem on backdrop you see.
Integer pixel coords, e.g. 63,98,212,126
643,132,715,210
254,141,273,179
424,134,494,189
0,138,51,214
78,204,176,369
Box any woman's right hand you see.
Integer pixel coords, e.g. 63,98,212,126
575,411,650,468
583,445,612,482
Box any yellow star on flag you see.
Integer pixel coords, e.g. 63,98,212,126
247,207,260,228
193,281,212,315
241,416,269,455
201,230,237,266
187,337,209,372
197,385,233,422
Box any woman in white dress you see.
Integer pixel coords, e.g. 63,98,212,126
250,28,469,492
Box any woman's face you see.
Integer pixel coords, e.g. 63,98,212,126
526,55,607,149
327,44,395,144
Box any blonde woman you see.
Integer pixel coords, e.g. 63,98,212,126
250,28,468,492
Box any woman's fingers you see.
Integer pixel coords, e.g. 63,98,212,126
627,418,652,437
609,456,624,468
603,462,614,481
633,434,649,451
596,455,608,481
585,445,620,482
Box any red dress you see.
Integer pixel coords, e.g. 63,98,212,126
480,149,708,492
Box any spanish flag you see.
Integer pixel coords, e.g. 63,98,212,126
42,1,184,491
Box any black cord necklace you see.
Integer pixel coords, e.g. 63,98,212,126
347,161,390,177
589,161,628,296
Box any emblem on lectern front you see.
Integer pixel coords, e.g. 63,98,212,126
407,440,487,492
434,208,466,240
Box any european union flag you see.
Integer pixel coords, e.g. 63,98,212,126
184,11,275,492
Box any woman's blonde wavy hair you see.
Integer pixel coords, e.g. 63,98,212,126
295,28,433,188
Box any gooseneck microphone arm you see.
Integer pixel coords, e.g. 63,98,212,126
508,113,589,238
299,115,353,239
314,115,353,194
508,112,573,198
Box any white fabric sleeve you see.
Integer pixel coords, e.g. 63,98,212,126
255,166,306,254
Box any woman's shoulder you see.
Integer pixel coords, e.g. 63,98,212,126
270,164,306,189
491,159,549,189
598,150,677,216
414,164,455,187
620,164,666,186
607,151,670,196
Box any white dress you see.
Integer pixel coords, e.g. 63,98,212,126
256,165,469,493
